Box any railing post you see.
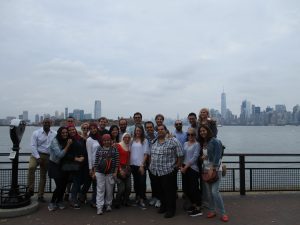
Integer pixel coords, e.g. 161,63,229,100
239,155,246,195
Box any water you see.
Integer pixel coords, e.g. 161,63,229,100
1,125,300,154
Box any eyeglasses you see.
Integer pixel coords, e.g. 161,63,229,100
187,133,195,137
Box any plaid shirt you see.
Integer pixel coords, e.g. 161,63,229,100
149,137,183,176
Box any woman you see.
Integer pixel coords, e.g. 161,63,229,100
48,127,72,211
84,122,101,207
115,133,132,208
198,108,218,137
61,126,85,209
130,124,149,209
180,127,202,217
199,125,229,222
94,134,119,215
109,125,120,145
80,122,89,141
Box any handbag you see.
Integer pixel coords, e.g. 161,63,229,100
61,161,80,172
222,164,227,177
117,165,131,179
201,168,219,183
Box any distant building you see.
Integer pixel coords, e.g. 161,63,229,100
73,109,84,120
240,100,252,125
23,111,29,121
35,114,39,124
94,100,101,119
275,104,286,113
84,113,92,120
65,107,68,119
221,91,227,120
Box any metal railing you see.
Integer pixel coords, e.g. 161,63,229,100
1,153,300,195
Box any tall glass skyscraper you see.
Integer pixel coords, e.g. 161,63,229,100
94,100,101,119
221,90,227,119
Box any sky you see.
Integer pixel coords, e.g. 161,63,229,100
1,0,300,120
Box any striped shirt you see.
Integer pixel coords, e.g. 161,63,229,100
149,137,183,176
94,146,119,174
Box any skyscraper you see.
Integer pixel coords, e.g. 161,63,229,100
94,100,101,119
65,107,68,119
221,90,227,119
23,111,29,121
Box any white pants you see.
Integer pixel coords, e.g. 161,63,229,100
95,172,115,209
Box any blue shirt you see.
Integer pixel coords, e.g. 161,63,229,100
173,130,187,147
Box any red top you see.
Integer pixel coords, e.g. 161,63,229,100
116,143,130,166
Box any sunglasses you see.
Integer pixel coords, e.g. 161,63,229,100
175,123,182,126
187,133,195,137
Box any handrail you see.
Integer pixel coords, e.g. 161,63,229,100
1,152,300,195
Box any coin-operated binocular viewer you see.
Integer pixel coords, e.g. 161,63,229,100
0,119,30,209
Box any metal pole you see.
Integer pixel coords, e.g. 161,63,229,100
239,155,246,195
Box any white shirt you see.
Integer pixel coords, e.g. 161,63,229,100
31,128,56,159
130,139,149,166
86,137,100,170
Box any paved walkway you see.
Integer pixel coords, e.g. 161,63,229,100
1,192,299,225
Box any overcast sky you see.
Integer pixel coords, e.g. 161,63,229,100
1,0,299,120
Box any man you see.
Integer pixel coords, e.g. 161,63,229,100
144,121,159,207
118,118,128,140
144,121,157,147
188,112,199,140
66,116,76,126
98,117,109,136
172,120,187,147
148,125,183,218
127,112,143,136
27,118,56,202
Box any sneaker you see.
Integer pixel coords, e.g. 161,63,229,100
149,198,157,206
70,202,80,209
207,212,216,218
97,208,103,215
186,206,195,213
38,196,46,203
139,202,147,209
56,202,66,210
154,200,161,208
106,205,112,212
221,214,229,222
189,209,203,217
48,203,57,211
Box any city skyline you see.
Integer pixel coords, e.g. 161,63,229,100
1,96,299,123
1,1,300,119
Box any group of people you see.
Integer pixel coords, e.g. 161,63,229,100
27,109,229,222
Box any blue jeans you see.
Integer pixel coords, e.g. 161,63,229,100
204,171,226,215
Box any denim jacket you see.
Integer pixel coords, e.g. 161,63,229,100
49,138,67,164
207,137,223,168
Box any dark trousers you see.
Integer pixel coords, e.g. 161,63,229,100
51,173,69,203
149,171,160,199
182,167,202,206
152,169,177,214
130,165,146,199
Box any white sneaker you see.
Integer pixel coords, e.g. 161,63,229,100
155,200,161,208
48,203,57,211
97,208,103,215
149,198,157,206
106,205,112,212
